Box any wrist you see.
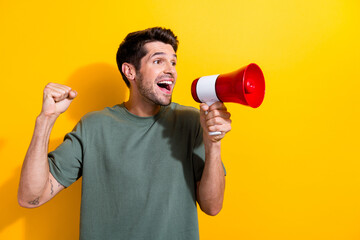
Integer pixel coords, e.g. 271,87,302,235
35,113,58,133
37,112,58,123
204,139,221,154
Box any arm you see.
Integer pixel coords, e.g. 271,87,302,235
196,102,231,216
18,83,77,208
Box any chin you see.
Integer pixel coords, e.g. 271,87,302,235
157,97,172,106
162,102,172,106
160,100,172,106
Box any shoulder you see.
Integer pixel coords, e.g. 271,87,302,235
79,105,123,126
168,102,200,118
163,103,201,129
165,103,203,140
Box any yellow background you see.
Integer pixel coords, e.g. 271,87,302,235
1,0,360,239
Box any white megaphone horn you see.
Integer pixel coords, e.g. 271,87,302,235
191,63,265,135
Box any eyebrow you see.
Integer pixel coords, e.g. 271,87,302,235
150,52,177,59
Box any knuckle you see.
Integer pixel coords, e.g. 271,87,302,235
44,87,50,93
226,125,232,132
214,117,223,124
206,118,213,126
209,125,219,132
208,126,215,132
213,110,220,116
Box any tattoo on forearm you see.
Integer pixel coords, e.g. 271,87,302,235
28,197,40,205
50,179,54,195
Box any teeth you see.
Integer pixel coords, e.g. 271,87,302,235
157,80,172,85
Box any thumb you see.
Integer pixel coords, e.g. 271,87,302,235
199,103,209,113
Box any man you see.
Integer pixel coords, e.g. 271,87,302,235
18,27,231,239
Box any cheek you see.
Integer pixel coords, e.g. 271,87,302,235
143,66,161,78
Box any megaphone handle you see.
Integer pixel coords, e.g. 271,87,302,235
205,101,222,136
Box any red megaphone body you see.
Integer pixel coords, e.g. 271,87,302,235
191,63,265,108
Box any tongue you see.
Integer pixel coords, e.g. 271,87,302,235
158,83,169,91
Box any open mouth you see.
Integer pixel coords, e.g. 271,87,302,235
157,80,172,93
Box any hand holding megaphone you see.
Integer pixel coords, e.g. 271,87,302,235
191,63,265,135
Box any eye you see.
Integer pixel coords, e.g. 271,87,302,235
171,61,177,66
154,59,162,64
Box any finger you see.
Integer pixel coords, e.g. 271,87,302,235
199,103,209,113
43,86,62,100
219,120,232,133
207,122,231,133
47,85,70,97
205,109,231,120
47,83,72,92
45,83,73,96
68,90,78,100
43,90,68,104
44,83,74,102
206,109,232,124
47,89,69,102
211,133,226,142
208,101,227,112
206,118,232,132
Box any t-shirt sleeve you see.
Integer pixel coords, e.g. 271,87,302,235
48,120,86,187
192,125,205,182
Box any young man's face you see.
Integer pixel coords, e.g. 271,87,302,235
135,41,177,106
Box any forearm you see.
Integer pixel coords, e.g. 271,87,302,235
18,114,56,207
197,141,225,216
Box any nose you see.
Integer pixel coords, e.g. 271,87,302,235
164,61,177,77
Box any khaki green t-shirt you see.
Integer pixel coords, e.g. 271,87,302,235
49,103,207,240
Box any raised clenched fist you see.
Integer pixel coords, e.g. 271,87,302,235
41,83,77,118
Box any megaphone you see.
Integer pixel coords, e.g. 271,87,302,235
191,63,265,135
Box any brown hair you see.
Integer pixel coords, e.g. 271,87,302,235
116,27,179,87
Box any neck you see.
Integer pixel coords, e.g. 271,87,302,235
124,93,161,117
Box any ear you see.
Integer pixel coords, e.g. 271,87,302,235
122,63,136,81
